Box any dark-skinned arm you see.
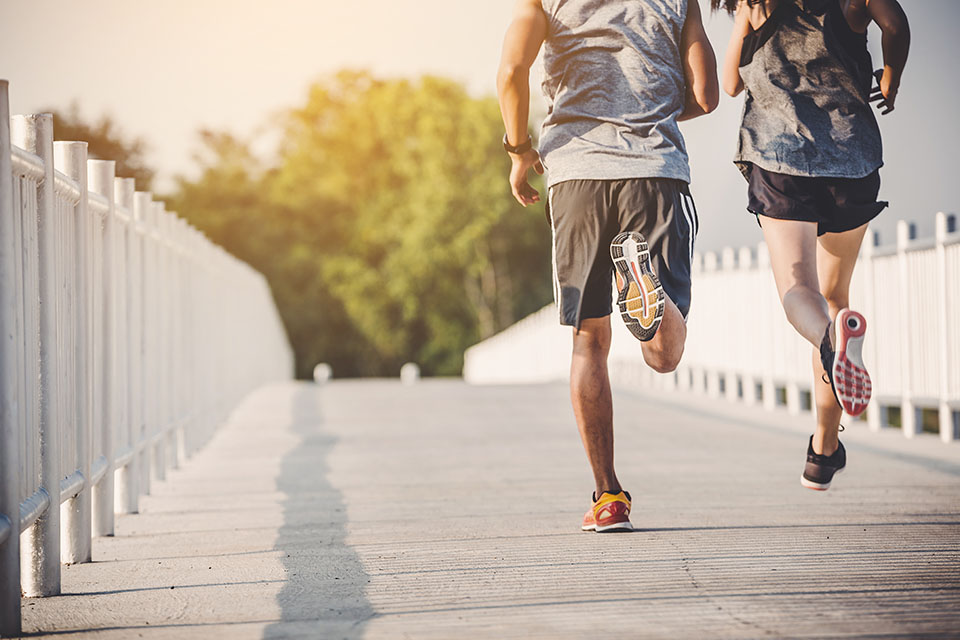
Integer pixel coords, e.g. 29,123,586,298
678,0,720,121
496,0,547,206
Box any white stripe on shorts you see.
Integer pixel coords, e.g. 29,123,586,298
680,193,695,264
548,187,561,322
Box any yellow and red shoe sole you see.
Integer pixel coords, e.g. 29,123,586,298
611,232,664,342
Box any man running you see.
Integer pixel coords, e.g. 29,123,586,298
497,0,718,531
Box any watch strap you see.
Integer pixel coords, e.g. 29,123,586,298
503,133,533,154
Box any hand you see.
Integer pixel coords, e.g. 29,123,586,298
869,68,898,115
508,149,544,206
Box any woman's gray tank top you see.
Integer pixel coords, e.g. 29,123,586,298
539,0,690,188
734,0,882,179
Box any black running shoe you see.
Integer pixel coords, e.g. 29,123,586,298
800,436,846,491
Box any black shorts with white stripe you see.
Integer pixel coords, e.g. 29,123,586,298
547,178,698,329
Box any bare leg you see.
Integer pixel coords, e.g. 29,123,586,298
811,223,869,455
570,316,620,497
760,217,832,348
640,295,686,373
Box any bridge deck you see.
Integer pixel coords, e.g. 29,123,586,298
22,380,960,638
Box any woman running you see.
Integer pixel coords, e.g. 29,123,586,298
716,0,909,489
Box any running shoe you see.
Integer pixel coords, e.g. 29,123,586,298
581,490,633,532
800,435,846,491
832,309,872,416
610,232,664,342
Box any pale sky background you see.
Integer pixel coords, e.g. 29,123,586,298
1,0,956,251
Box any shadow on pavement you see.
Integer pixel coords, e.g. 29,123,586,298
264,382,374,639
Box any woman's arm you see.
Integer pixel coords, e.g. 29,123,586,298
722,3,752,97
867,0,910,113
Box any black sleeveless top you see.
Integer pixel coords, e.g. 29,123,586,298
734,0,883,179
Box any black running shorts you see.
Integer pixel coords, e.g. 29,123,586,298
746,164,887,236
547,178,698,329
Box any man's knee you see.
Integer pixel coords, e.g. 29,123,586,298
573,317,611,355
642,343,682,374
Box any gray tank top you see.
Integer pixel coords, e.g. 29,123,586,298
539,0,690,188
734,0,882,179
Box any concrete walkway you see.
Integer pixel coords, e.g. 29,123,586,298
21,380,960,639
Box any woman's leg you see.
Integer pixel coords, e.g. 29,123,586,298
810,223,870,455
759,217,832,348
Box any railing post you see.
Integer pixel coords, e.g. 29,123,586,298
737,247,756,406
13,113,61,598
703,251,720,399
174,219,188,465
861,233,883,431
133,192,152,498
55,141,93,564
935,212,958,441
149,201,167,483
114,179,139,514
896,220,917,437
756,243,777,410
0,79,23,639
721,248,739,403
88,160,116,537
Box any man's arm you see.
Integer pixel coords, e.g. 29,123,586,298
678,0,720,121
497,0,546,206
866,0,910,114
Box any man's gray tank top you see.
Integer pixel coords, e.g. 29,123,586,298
735,0,882,179
539,0,691,188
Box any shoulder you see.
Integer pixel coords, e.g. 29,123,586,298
843,0,872,31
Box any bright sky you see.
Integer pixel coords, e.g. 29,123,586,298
2,0,956,251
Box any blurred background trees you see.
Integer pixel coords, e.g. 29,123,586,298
166,71,553,378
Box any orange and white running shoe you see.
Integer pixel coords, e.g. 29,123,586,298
581,491,633,533
610,232,664,342
830,309,872,417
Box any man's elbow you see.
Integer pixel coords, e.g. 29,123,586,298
497,64,529,93
702,86,720,113
693,84,720,114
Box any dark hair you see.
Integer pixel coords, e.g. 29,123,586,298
710,0,767,16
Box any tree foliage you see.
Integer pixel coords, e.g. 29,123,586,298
169,72,552,378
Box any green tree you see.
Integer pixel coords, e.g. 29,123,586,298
171,72,552,377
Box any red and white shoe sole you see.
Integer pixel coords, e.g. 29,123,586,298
833,309,872,417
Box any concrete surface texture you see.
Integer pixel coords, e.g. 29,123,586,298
20,380,960,639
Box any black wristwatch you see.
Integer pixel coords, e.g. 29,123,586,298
503,133,533,155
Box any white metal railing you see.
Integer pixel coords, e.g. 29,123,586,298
464,211,960,444
0,81,294,636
